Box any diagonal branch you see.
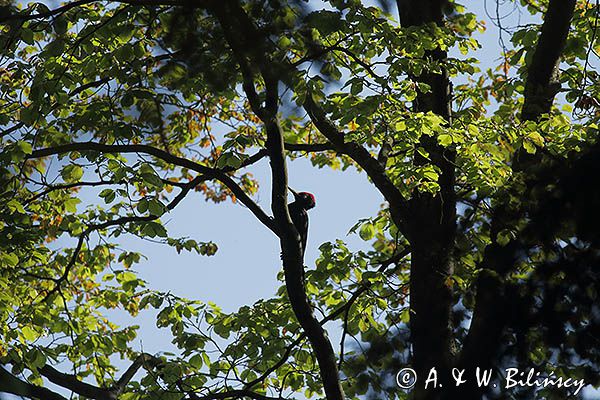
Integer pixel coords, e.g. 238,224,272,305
34,353,162,400
0,366,68,400
27,142,277,234
39,365,114,400
301,96,409,231
111,353,160,395
521,0,577,121
0,122,24,137
69,77,111,96
244,248,410,391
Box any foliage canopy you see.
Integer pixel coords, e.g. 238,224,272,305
0,0,600,399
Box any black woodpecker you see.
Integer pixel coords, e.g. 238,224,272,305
288,188,316,257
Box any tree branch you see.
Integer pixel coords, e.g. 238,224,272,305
301,96,409,231
0,366,68,400
187,389,282,400
1,0,195,22
39,365,114,400
111,353,159,395
32,353,161,400
0,122,24,137
228,148,268,170
284,142,335,153
69,77,111,96
27,142,277,234
24,180,123,205
521,0,576,121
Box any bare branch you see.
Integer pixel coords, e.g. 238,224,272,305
284,142,335,153
39,365,114,400
0,122,24,138
0,367,68,400
34,353,162,399
111,353,160,395
24,180,122,205
69,77,111,96
224,148,268,171
521,0,576,121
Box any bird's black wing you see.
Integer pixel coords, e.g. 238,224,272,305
288,202,309,256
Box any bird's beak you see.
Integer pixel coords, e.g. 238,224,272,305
288,186,300,199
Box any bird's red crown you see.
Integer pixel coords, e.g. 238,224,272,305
299,192,316,209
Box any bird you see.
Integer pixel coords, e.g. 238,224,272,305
287,187,316,258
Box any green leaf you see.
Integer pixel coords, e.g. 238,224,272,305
19,108,37,125
189,354,203,369
7,199,26,214
438,134,453,146
141,173,163,188
99,189,116,203
29,349,47,368
21,29,34,45
117,271,137,283
64,198,81,213
1,253,19,267
61,165,84,183
527,131,545,147
45,39,65,57
422,168,438,181
394,120,406,131
148,199,166,216
17,141,33,155
496,229,515,246
137,199,149,214
21,326,38,341
523,140,536,154
359,223,375,241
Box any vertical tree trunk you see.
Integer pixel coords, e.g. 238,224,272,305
395,1,456,399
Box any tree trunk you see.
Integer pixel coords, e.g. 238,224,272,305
395,1,456,399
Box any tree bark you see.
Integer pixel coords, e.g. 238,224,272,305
521,0,576,122
395,1,456,398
